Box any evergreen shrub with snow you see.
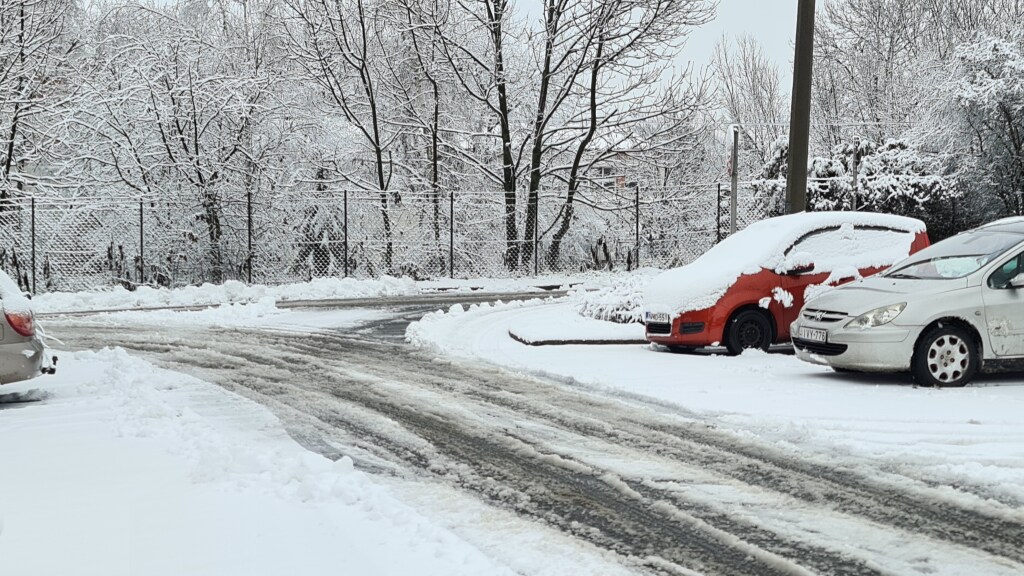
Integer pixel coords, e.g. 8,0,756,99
751,138,960,239
570,271,657,324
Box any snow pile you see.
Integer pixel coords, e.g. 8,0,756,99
0,348,515,576
32,273,625,316
33,276,420,314
0,269,32,315
643,211,923,316
507,305,645,344
92,295,287,327
407,299,557,356
569,269,659,324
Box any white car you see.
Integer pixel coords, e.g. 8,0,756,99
792,217,1024,387
0,270,54,385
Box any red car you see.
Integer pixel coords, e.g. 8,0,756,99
642,212,930,354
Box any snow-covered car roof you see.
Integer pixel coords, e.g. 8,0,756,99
643,211,926,315
0,270,32,316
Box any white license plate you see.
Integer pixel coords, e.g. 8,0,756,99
799,327,828,342
647,312,670,323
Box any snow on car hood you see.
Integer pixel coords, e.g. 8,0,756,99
0,269,32,315
643,211,925,316
803,274,966,316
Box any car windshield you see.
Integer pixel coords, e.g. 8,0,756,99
884,230,1023,280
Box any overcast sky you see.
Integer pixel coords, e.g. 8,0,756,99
680,0,799,84
518,0,799,85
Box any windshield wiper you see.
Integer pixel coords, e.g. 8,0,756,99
887,273,920,279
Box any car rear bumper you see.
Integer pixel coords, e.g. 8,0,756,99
791,318,917,372
0,337,48,385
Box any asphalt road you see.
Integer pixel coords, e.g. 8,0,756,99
47,294,1024,575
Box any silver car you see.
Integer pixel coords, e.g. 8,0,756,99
792,217,1024,387
0,270,54,385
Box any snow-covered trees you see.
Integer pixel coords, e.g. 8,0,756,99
936,32,1024,221
11,0,1022,289
0,0,77,201
711,34,788,175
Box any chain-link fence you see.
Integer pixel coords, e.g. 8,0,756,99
0,184,775,293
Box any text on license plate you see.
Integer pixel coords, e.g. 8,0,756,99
647,313,670,323
799,327,828,342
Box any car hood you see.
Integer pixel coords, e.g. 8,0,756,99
804,275,967,316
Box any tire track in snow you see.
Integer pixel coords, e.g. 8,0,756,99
53,318,1024,575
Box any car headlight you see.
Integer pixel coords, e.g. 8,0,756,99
845,303,907,329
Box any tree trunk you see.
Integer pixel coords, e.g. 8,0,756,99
548,34,605,266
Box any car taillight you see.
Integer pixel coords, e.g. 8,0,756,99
5,311,34,337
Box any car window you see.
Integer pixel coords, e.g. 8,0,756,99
785,224,913,273
988,253,1024,288
887,230,1023,280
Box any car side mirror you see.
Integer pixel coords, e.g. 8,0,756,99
1009,273,1024,289
781,251,815,275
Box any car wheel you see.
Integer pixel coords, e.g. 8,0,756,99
725,310,772,356
912,325,978,388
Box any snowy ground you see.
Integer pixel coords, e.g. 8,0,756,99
0,348,518,576
2,296,636,576
409,298,1024,504
6,277,1024,574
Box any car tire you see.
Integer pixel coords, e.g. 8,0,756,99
725,310,773,356
911,325,978,388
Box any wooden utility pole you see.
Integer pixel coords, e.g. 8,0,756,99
785,0,816,213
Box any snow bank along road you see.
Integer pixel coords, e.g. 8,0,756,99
50,294,1024,576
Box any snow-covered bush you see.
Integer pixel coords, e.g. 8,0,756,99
807,140,953,216
751,138,959,239
570,271,658,324
747,137,789,218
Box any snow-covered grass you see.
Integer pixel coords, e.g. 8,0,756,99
33,276,420,314
0,348,515,576
407,299,1024,504
32,272,626,315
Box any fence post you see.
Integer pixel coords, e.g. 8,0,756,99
716,183,722,243
850,137,860,211
730,128,739,235
449,190,454,279
247,188,253,284
634,185,640,270
30,197,36,294
533,194,539,276
343,189,349,278
139,199,145,285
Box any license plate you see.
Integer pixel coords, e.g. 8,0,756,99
799,327,828,342
647,312,670,323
